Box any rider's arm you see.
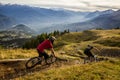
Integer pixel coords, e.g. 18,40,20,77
50,48,55,57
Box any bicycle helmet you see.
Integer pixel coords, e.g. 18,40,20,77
49,36,56,44
87,45,93,49
49,36,56,41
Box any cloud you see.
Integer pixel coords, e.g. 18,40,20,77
0,0,120,11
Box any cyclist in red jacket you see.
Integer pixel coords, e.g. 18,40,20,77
37,36,56,63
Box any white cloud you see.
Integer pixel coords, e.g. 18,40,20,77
0,0,120,11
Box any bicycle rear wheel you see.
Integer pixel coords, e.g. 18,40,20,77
25,57,41,69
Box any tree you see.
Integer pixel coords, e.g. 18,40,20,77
22,29,70,49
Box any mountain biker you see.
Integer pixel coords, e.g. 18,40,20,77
84,45,100,62
37,36,56,64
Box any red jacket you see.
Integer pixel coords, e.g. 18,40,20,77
37,39,53,52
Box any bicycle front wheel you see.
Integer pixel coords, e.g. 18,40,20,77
25,57,41,69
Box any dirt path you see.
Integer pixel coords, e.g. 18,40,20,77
0,59,28,63
0,57,82,80
0,56,107,80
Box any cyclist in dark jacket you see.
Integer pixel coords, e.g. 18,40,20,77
84,45,94,58
84,45,100,62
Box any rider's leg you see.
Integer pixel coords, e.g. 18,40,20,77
37,49,44,64
42,52,49,64
37,49,42,57
88,52,94,62
89,56,93,62
90,56,94,62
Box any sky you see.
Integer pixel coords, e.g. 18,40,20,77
0,0,120,11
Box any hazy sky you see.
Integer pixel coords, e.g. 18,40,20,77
0,0,120,11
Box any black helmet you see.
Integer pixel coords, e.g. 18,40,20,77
88,45,93,49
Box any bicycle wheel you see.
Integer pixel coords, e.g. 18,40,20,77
25,57,41,69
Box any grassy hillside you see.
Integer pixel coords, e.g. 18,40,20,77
0,49,38,59
0,29,120,59
54,29,120,57
16,59,120,80
93,30,120,47
55,29,120,48
0,29,120,80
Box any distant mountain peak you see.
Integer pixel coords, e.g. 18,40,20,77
101,9,114,14
13,24,28,29
8,24,36,34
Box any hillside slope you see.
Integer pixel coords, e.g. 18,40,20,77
55,29,120,48
16,30,120,80
15,59,120,80
0,29,120,80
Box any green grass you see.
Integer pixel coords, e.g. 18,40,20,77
0,29,120,59
16,59,120,80
0,49,38,59
94,37,120,47
0,29,120,80
92,29,120,47
55,30,98,44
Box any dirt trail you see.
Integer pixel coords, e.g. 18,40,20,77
0,56,107,80
0,59,28,63
0,57,82,80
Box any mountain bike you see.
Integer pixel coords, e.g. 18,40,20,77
83,55,99,64
83,55,107,64
25,54,56,69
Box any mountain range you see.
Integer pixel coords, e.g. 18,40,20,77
0,4,120,33
0,4,89,31
41,9,120,32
